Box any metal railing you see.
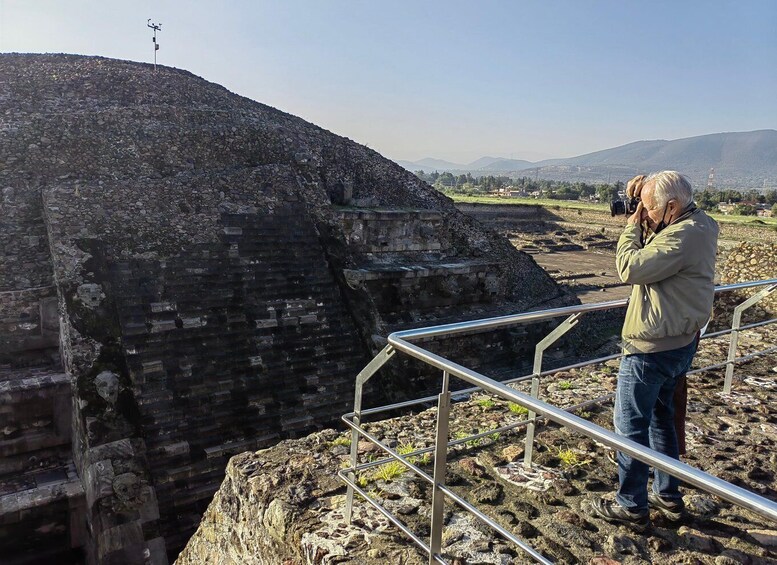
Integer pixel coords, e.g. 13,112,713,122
339,279,777,564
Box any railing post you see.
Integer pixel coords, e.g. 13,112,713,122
724,285,776,394
345,345,395,523
429,370,451,564
524,313,581,469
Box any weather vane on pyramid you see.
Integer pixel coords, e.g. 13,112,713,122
147,19,162,71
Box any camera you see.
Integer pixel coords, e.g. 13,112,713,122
610,196,640,217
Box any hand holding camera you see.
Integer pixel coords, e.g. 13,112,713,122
625,175,646,224
626,174,647,199
610,174,647,217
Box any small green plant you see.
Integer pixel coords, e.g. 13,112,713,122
488,430,501,442
557,447,592,469
558,380,574,390
397,442,431,465
576,410,592,419
372,460,406,482
508,402,529,416
557,448,579,467
397,442,416,456
476,397,496,408
330,435,351,447
454,430,483,448
340,459,370,487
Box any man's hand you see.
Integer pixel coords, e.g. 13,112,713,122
626,174,647,199
627,201,644,225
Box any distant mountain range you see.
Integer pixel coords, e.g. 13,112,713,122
395,130,777,189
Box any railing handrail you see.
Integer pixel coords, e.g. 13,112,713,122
390,279,777,342
385,333,777,521
344,278,777,564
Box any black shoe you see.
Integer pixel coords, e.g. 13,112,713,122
648,492,685,521
588,498,650,532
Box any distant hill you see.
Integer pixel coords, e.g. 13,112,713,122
396,157,466,171
396,130,777,188
476,158,535,172
467,156,505,169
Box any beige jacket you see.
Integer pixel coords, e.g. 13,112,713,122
616,208,719,354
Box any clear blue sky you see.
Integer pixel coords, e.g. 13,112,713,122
1,1,775,163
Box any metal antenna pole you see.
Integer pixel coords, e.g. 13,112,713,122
147,19,162,71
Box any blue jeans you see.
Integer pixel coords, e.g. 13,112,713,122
614,339,697,512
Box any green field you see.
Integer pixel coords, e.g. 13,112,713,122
451,195,777,228
453,195,607,211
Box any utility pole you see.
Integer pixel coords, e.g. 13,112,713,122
147,19,162,71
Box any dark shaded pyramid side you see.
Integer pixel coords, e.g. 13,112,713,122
0,54,574,563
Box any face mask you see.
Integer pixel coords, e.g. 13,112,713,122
654,203,670,234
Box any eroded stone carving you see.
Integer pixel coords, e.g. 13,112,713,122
94,371,119,404
76,283,105,309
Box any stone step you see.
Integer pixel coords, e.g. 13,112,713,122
336,207,448,255
344,259,499,282
0,462,82,509
384,302,534,336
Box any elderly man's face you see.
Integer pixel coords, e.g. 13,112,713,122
640,181,674,233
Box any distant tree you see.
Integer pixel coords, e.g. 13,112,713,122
721,190,743,203
578,182,596,197
438,172,455,187
596,183,619,202
764,189,777,206
694,189,719,211
732,203,757,216
413,170,431,184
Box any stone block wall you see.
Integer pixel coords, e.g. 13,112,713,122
0,478,85,565
110,207,365,553
39,166,370,560
337,209,444,256
0,367,86,564
333,206,571,400
0,370,71,479
344,261,501,325
0,184,59,366
0,186,54,291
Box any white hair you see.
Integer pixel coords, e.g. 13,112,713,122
646,171,693,209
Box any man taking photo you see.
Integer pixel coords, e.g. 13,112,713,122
589,171,719,530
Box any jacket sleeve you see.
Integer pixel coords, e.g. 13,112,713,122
616,224,686,285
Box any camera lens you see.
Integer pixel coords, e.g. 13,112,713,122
610,200,625,217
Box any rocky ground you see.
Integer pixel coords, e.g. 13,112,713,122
177,324,776,565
